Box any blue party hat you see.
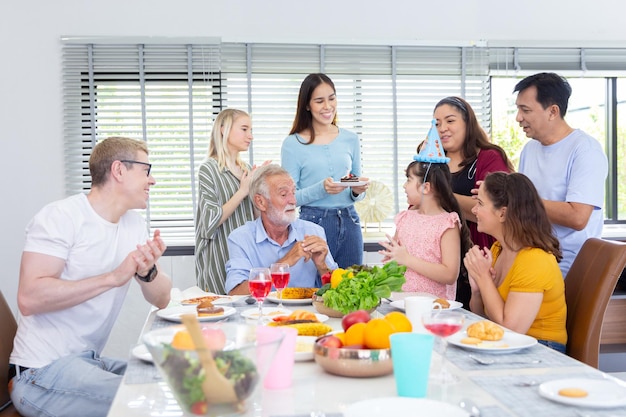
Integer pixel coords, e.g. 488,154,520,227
413,119,450,163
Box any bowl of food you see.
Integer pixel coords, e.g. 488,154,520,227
143,323,283,416
313,336,393,378
314,262,406,318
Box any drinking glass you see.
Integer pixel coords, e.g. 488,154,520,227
422,309,464,385
270,263,290,310
248,267,272,323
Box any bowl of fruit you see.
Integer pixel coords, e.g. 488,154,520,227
313,262,406,318
143,322,283,416
313,310,412,378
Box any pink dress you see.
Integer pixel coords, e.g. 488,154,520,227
395,210,461,299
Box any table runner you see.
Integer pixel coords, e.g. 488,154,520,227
471,371,626,417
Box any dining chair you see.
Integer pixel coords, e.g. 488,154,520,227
0,290,21,416
564,238,626,368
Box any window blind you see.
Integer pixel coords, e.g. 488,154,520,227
60,41,494,244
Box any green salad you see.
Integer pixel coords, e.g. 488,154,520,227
317,261,406,314
159,344,258,413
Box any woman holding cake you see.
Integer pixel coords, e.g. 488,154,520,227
463,172,567,352
431,96,514,308
195,108,266,294
281,73,368,268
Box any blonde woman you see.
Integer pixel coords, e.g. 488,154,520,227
195,109,263,294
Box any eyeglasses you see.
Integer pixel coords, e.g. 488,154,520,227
120,160,152,177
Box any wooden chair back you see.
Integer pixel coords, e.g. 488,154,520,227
565,238,626,368
0,290,21,416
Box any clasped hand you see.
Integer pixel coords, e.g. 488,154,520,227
115,230,167,285
283,235,329,268
464,245,495,291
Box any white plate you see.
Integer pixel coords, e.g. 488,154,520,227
156,306,237,322
538,377,626,408
345,397,469,417
131,344,153,363
294,336,317,361
331,180,369,187
180,295,244,305
240,307,292,319
390,299,463,311
266,291,313,305
447,329,537,353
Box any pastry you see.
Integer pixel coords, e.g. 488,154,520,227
196,300,224,316
433,298,450,309
181,295,223,305
466,320,505,341
558,388,588,398
340,173,359,182
460,337,482,345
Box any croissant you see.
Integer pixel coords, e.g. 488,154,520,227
466,320,504,341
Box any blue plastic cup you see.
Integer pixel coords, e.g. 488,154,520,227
390,332,435,398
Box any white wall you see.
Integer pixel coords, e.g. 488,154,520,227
2,0,626,333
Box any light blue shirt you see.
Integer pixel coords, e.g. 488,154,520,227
225,218,338,293
281,128,365,208
518,129,608,277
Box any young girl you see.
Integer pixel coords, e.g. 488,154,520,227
195,109,263,294
379,160,472,300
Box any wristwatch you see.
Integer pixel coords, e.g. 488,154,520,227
135,264,158,282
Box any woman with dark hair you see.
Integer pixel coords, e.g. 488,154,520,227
379,160,472,299
463,172,567,352
281,73,368,268
432,96,514,307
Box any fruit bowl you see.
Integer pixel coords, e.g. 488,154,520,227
143,323,283,416
313,339,393,378
312,295,377,318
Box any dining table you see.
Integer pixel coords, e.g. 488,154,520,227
107,294,626,417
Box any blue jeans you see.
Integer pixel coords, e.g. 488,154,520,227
10,350,126,417
299,205,363,268
538,339,567,354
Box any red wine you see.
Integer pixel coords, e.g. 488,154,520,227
271,272,290,289
424,323,462,337
249,280,271,300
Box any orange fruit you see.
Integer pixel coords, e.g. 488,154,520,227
385,311,412,333
171,330,195,350
363,318,394,349
334,332,346,345
344,322,367,347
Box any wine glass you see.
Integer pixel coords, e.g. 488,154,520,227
270,262,290,310
422,308,464,385
248,267,272,323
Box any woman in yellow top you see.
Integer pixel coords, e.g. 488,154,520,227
463,172,567,352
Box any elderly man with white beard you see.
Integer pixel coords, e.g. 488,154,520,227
225,164,338,295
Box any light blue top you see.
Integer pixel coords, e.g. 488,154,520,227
225,217,338,293
281,128,365,208
518,129,608,277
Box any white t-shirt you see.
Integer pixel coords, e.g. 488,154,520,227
10,193,148,368
518,129,608,277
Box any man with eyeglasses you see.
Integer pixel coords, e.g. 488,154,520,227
9,136,171,417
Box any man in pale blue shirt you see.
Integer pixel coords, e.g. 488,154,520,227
515,73,608,278
225,164,338,294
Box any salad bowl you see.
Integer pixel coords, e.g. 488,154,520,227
143,323,283,416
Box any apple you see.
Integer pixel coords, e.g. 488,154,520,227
341,309,371,332
317,335,343,348
321,271,332,286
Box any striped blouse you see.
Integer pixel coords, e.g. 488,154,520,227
195,158,254,294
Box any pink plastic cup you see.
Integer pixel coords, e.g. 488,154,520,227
258,326,297,389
